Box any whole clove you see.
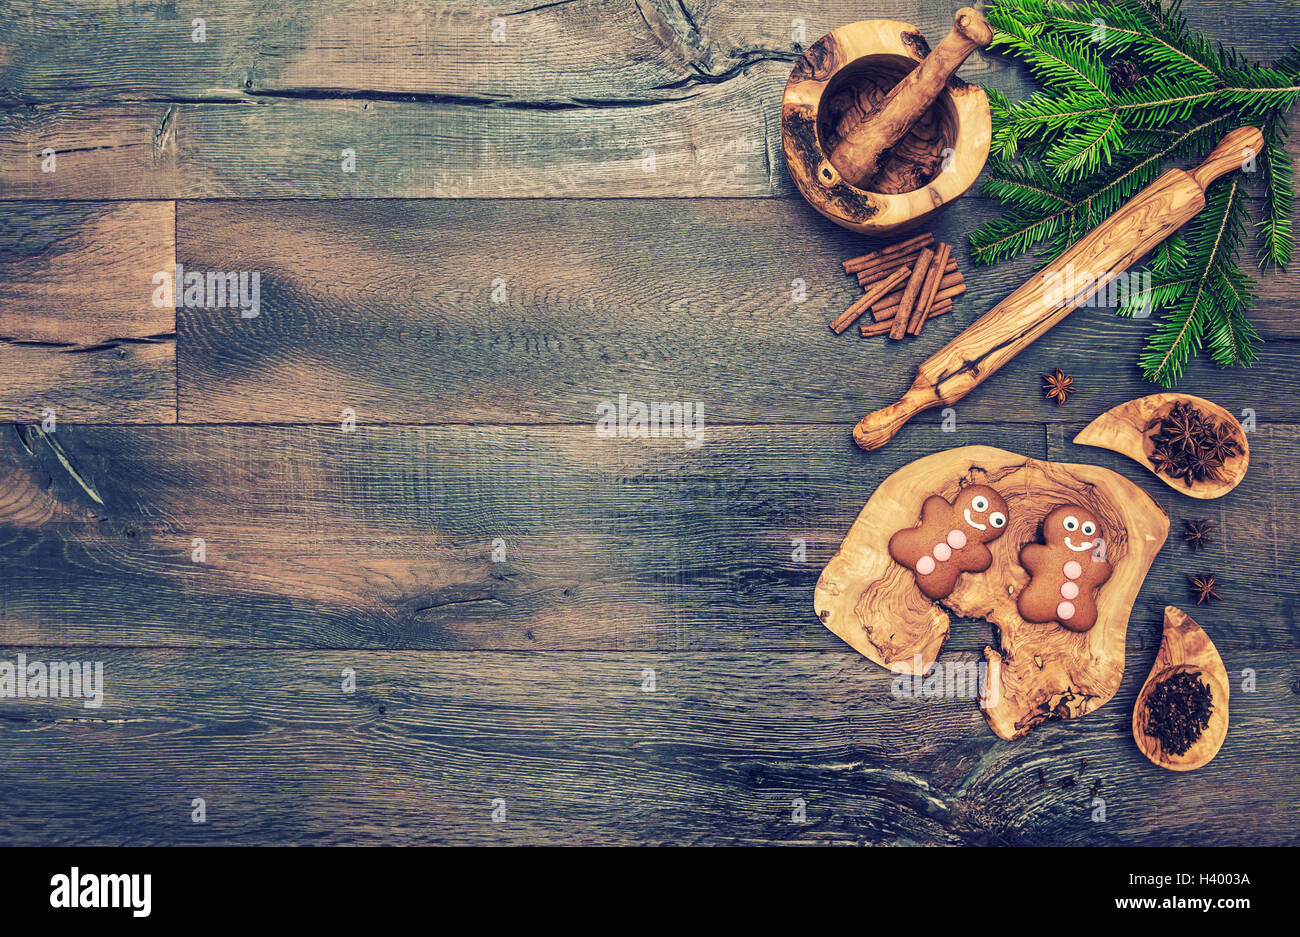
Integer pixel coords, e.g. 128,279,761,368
1143,669,1214,756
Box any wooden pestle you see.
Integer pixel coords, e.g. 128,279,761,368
829,8,993,189
852,126,1265,451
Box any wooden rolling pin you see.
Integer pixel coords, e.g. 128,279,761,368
853,126,1264,451
830,8,993,188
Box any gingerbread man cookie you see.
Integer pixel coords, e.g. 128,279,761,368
1017,505,1113,632
888,485,1009,599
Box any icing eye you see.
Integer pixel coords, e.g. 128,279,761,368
989,512,1006,528
1063,515,1080,532
1082,521,1097,536
971,496,989,512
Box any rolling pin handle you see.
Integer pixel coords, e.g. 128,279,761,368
852,385,942,451
1188,126,1264,190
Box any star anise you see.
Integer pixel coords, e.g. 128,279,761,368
1146,401,1242,486
1188,573,1222,605
1159,415,1198,453
1204,422,1242,463
1042,368,1075,405
1187,449,1221,485
1148,448,1175,475
1183,519,1214,552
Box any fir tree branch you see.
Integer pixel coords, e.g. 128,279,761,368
972,114,1235,263
1257,112,1294,269
979,0,1285,385
1141,177,1251,385
998,81,1300,134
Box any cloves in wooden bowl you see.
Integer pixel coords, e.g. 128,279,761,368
1073,393,1249,499
1132,605,1229,772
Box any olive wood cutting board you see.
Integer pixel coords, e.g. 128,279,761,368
814,446,1168,739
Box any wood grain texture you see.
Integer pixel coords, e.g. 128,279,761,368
0,422,1041,650
3,0,1299,207
0,0,1012,200
0,201,175,422
3,0,1299,848
5,0,1297,105
175,198,1300,425
0,646,1294,846
1,421,1297,653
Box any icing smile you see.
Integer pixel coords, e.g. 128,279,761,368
1065,537,1093,552
963,509,986,530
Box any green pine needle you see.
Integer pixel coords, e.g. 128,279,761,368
1138,178,1257,385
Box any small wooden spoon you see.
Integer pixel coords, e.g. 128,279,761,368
1132,605,1229,771
1073,393,1249,499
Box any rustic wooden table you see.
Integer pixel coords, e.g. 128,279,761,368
1,1,1297,846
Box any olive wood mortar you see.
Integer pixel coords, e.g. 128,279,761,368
781,13,992,235
831,8,993,188
853,126,1265,450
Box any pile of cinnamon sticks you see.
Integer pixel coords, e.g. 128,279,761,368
828,232,966,338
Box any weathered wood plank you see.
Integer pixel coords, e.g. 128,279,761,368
0,104,179,200
0,89,785,199
0,422,1039,650
0,201,175,422
0,1,992,103
4,0,1294,103
0,0,1016,200
176,199,1300,426
0,647,1295,845
3,0,1298,202
1,422,1295,651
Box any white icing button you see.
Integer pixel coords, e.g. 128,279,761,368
1063,560,1083,580
1057,600,1076,620
947,529,967,549
916,555,936,575
1060,581,1080,600
933,542,952,562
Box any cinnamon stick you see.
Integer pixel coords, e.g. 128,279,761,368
842,231,934,274
889,247,934,340
857,246,928,285
871,270,964,321
908,241,951,335
855,236,936,278
878,231,933,257
868,257,961,293
859,298,953,336
877,281,966,324
829,264,911,334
